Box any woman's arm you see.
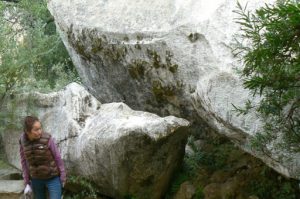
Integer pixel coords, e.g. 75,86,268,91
48,137,66,186
19,144,30,185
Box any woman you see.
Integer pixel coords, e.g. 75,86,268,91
19,116,66,199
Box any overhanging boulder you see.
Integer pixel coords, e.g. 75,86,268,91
46,0,300,179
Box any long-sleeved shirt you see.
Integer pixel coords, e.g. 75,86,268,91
19,132,66,185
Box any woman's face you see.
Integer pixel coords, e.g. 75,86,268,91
27,121,42,140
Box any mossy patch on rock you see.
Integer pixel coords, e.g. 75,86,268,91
91,38,103,53
188,33,201,43
147,49,162,69
136,34,143,41
123,35,129,42
102,44,127,62
152,80,179,103
169,64,178,73
67,28,128,63
146,49,179,73
128,59,147,79
134,43,142,50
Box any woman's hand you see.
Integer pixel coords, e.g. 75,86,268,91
60,178,66,188
24,184,32,195
62,181,65,188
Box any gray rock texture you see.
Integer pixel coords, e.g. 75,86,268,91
75,103,189,198
46,0,300,180
0,164,24,199
173,181,196,199
3,83,190,199
0,180,24,199
4,82,101,169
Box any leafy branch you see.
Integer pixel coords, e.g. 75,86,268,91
233,0,300,153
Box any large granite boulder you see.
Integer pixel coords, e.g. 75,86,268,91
3,83,190,199
46,0,272,134
46,0,300,179
75,103,189,198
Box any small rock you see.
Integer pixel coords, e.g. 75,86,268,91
248,196,259,199
173,181,196,199
209,170,231,183
203,183,222,199
193,140,206,150
185,145,194,156
0,180,24,199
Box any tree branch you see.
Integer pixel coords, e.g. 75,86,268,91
0,0,19,3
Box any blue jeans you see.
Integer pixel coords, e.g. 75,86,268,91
31,176,62,199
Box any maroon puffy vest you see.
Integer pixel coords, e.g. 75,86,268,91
20,132,60,179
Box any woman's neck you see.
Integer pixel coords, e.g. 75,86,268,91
25,132,37,141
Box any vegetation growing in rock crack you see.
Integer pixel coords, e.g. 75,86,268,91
63,175,105,199
165,133,299,199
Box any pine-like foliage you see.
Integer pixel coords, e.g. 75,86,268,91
0,0,79,103
0,0,79,131
233,0,300,153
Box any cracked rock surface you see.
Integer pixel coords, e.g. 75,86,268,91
46,0,300,179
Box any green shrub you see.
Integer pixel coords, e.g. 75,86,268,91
0,0,79,102
194,186,205,199
233,0,300,152
0,0,80,135
247,166,298,199
63,175,102,199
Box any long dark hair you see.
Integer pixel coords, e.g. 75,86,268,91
23,116,40,133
